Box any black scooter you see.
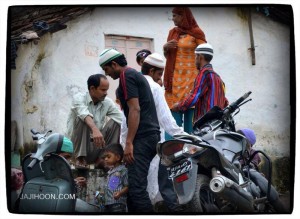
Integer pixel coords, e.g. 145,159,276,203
15,129,101,213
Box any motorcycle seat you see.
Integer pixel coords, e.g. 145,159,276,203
203,130,247,162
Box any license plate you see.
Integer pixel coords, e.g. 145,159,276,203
168,159,192,179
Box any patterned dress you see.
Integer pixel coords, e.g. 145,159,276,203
165,34,205,109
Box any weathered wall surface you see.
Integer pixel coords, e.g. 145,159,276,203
10,7,291,158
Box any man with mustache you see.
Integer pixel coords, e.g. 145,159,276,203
66,74,123,168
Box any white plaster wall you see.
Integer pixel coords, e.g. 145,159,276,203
10,7,290,156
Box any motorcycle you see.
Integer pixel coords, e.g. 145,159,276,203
157,92,287,213
14,129,102,213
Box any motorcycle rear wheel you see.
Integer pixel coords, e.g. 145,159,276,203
185,174,220,212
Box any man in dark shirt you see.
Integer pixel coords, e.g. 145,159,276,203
99,48,160,212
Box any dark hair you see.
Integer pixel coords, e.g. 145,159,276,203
141,62,162,75
105,143,124,161
203,54,213,62
103,54,127,67
136,49,152,64
87,74,107,90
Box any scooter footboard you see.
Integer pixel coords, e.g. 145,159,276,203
172,160,198,204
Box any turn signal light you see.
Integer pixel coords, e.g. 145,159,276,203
183,144,204,155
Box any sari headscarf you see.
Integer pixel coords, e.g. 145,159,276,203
164,7,207,92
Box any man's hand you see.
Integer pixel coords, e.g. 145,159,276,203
84,116,105,147
171,102,180,112
92,129,105,147
113,191,122,200
124,142,134,165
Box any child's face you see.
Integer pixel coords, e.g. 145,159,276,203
104,151,121,167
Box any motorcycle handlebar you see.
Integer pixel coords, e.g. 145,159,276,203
31,129,39,135
233,91,252,107
31,129,52,141
223,91,252,116
27,158,37,170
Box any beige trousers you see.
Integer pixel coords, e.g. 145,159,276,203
71,118,120,164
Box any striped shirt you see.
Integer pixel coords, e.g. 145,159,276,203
178,64,228,123
104,164,128,206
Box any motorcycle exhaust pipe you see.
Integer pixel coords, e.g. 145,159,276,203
209,168,254,212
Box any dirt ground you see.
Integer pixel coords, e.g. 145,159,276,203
279,191,292,213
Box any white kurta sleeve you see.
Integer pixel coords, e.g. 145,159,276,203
120,112,128,148
154,84,186,136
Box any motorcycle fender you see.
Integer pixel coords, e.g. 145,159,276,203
172,160,198,205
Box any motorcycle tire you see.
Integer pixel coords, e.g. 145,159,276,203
185,174,220,213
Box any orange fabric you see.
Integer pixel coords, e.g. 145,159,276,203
164,7,206,92
165,35,206,108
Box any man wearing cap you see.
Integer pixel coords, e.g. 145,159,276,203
66,74,122,168
99,48,160,212
172,43,228,123
142,53,188,211
119,53,187,211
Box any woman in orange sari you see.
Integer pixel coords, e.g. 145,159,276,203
163,7,206,139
